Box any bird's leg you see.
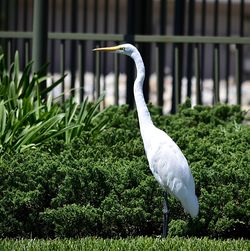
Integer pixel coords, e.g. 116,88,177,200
162,191,169,238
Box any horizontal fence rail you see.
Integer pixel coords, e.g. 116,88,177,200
0,31,249,112
1,32,250,45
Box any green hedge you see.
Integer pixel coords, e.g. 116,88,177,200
0,103,249,238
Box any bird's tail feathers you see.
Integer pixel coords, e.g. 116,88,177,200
174,184,199,218
181,192,199,218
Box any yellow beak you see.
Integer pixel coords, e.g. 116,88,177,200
92,45,121,52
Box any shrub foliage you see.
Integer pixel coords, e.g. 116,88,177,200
0,102,249,238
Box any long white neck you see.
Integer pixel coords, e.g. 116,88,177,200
130,50,153,132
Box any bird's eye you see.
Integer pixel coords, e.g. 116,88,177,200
120,47,125,51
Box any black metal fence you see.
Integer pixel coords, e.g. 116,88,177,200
0,0,249,113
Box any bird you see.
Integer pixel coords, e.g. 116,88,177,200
93,44,199,237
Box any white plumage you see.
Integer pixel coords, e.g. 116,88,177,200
93,43,199,235
144,126,199,217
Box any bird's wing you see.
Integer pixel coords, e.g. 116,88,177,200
148,136,194,192
144,127,198,217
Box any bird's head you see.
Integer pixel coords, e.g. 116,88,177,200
93,43,135,57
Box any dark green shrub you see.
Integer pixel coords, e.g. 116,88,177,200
41,204,101,237
0,103,249,238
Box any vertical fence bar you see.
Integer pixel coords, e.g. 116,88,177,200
25,41,29,66
102,0,109,106
0,0,4,29
213,0,219,104
78,42,84,102
114,53,119,105
4,0,9,31
61,0,66,101
6,0,11,67
95,52,101,100
114,0,119,34
14,0,18,30
236,0,244,106
0,0,5,53
83,1,88,37
172,0,185,113
80,0,88,102
10,0,17,59
93,0,99,100
194,44,201,104
156,44,164,108
60,41,65,101
23,0,29,66
225,0,231,103
156,45,160,104
157,0,166,109
114,0,120,105
23,0,28,29
78,40,84,102
135,0,152,104
50,0,56,78
5,0,9,57
7,40,11,68
174,46,179,113
70,0,78,97
13,0,17,55
200,0,206,96
239,0,244,36
214,0,219,36
214,45,220,104
79,40,85,102
32,0,48,72
235,45,241,106
93,0,98,33
22,0,28,68
186,0,195,98
125,0,135,107
61,0,66,33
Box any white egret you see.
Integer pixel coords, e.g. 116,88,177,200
93,44,199,237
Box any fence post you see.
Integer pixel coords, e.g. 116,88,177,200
125,0,135,108
135,0,152,104
0,0,7,53
157,0,166,110
171,0,186,113
32,0,48,91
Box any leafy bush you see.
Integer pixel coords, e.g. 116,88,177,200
0,52,106,152
0,102,249,238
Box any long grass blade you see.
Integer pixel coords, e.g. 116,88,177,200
18,61,33,97
41,74,67,97
0,101,7,137
14,51,20,88
84,94,105,128
14,114,64,151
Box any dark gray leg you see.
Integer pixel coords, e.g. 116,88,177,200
162,191,169,238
